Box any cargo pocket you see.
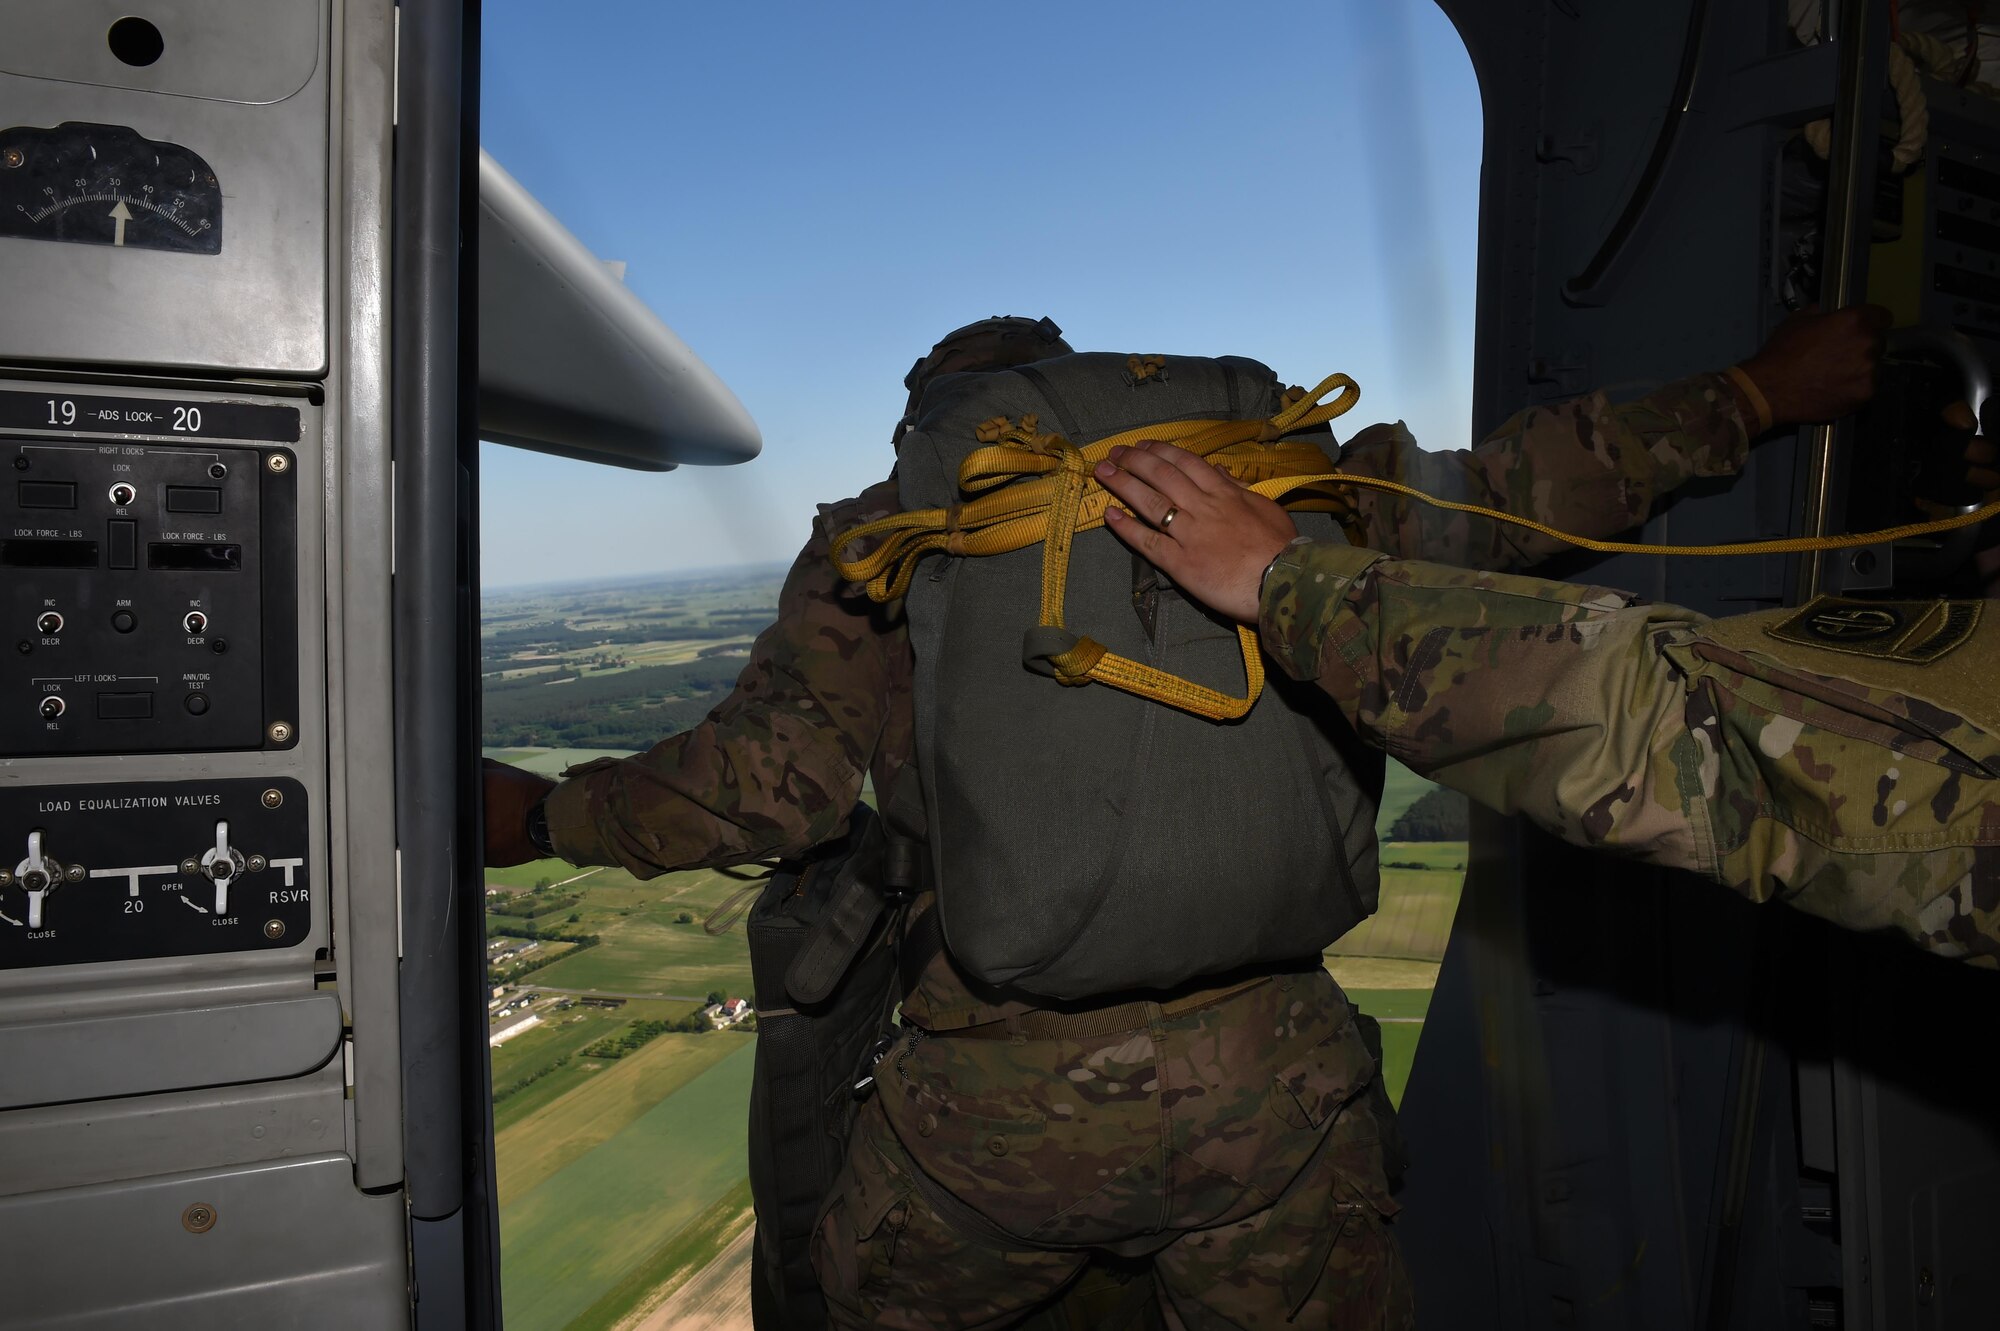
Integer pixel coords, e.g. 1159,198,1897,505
1169,1097,1408,1329
814,1132,911,1304
1268,1015,1376,1132
1279,1105,1409,1324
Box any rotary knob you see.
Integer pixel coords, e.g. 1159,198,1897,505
13,829,63,928
199,820,247,916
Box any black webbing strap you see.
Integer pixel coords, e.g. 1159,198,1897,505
898,901,947,1000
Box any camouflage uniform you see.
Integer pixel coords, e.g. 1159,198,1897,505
1260,542,2000,967
538,373,1753,1328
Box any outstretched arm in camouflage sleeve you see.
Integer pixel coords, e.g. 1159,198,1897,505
1334,305,1888,568
1099,441,2000,968
482,480,911,876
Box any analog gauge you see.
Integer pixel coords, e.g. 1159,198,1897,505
0,122,221,255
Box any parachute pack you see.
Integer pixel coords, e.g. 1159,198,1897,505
836,352,1387,999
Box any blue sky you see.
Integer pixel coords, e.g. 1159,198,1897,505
478,0,1482,587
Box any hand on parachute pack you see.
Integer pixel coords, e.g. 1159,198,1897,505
1096,441,1300,625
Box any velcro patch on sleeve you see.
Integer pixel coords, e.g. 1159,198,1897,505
1766,597,1982,664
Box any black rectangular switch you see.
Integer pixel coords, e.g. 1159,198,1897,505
17,481,76,509
107,520,137,570
165,486,222,514
96,692,155,720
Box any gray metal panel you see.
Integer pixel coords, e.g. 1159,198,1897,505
0,0,329,373
325,0,405,1192
477,151,762,469
0,1155,408,1330
0,1057,347,1197
0,991,340,1110
0,0,321,106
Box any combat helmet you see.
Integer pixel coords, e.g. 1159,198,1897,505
895,315,1072,443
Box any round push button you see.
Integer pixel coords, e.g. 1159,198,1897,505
111,610,137,633
185,692,210,716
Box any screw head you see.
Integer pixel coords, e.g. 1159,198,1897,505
0,871,12,888
263,919,286,940
180,858,200,875
10,455,26,470
267,722,293,744
16,641,30,656
0,148,22,169
207,462,228,480
247,854,268,873
261,788,284,809
266,453,290,474
181,1203,217,1233
65,864,85,883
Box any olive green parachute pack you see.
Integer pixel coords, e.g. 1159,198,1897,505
891,352,1383,999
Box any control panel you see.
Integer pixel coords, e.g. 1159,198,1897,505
1,407,297,757
0,778,310,968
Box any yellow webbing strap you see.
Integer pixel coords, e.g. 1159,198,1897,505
829,375,1364,721
828,369,2000,722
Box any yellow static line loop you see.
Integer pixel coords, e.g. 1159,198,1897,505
1248,472,2000,557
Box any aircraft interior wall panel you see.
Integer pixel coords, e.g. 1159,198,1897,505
0,1057,348,1199
0,0,330,375
1411,4,2000,1318
0,0,414,1324
0,1155,408,1330
1408,4,1868,1330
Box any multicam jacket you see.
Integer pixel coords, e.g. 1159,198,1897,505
542,373,1754,1022
1258,542,2000,967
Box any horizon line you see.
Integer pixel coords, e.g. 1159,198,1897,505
481,558,792,597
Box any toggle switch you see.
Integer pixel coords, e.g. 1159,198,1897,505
199,820,246,916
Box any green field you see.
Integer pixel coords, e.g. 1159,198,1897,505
482,857,756,1001
499,1040,758,1331
567,1181,755,1331
1327,842,1464,963
497,1024,750,1203
1375,1020,1425,1105
490,999,694,1134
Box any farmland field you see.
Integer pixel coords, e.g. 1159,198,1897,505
499,1040,758,1331
498,1026,751,1204
1326,843,1465,964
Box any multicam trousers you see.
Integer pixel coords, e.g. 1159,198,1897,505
811,968,1414,1330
